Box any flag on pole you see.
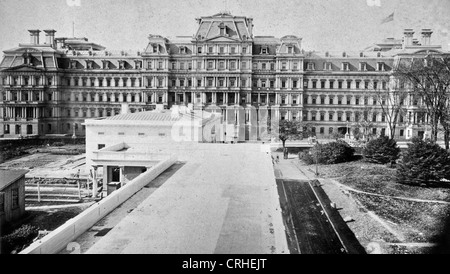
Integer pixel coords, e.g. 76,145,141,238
381,12,394,24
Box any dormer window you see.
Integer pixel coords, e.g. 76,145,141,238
219,23,226,36
324,62,332,71
152,44,158,53
360,52,364,57
261,46,269,54
307,62,315,71
119,60,125,70
359,62,367,71
102,60,109,69
180,46,186,54
23,53,32,65
342,62,350,71
86,60,93,69
135,60,142,69
377,62,385,71
70,61,77,69
342,52,347,57
287,46,293,54
325,51,329,57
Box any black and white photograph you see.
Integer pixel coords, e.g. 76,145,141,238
0,0,450,261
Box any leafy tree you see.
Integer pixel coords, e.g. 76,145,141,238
271,119,306,148
363,136,401,164
396,137,450,187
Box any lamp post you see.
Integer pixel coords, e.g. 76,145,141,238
345,121,350,139
315,140,320,177
72,122,76,139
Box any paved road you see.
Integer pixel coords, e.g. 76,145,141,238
85,144,288,254
279,180,346,254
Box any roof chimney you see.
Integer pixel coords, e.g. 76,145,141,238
402,29,414,49
44,29,57,48
28,30,41,45
420,28,433,46
246,18,253,38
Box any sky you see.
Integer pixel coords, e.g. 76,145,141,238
0,0,449,53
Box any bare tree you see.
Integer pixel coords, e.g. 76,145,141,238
373,76,409,140
393,54,450,146
352,106,376,141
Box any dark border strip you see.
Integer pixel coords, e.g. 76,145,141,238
309,179,367,254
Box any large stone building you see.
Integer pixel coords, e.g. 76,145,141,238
0,12,448,141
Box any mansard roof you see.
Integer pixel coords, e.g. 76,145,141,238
194,13,252,41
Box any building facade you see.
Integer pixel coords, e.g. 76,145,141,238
0,13,448,140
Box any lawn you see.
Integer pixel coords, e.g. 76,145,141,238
316,160,450,202
304,159,450,251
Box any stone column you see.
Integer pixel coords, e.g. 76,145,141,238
92,166,98,198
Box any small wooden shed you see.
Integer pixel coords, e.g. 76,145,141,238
0,169,28,230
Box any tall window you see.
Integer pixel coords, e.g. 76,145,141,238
0,193,4,213
11,188,19,209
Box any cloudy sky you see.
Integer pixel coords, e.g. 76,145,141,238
0,0,449,52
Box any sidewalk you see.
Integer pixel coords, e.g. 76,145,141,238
271,152,314,180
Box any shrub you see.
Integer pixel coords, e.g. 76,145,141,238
396,138,450,187
298,151,315,165
363,136,401,164
309,140,355,165
0,224,39,254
